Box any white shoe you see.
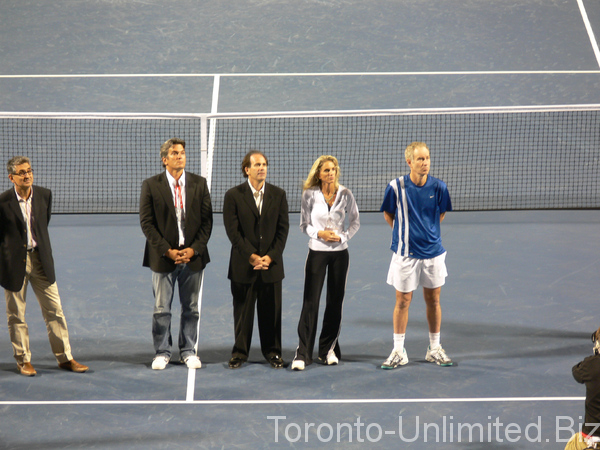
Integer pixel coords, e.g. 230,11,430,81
325,350,339,365
182,355,202,369
381,348,408,370
151,355,169,370
291,360,305,371
425,345,453,366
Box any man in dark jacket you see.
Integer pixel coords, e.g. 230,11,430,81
140,138,213,370
223,150,289,369
0,156,88,376
565,326,600,449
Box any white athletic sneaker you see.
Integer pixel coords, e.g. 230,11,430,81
291,360,305,371
325,349,339,365
151,355,170,370
182,355,202,369
425,345,453,366
381,348,408,369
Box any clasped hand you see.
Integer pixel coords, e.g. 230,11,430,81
318,230,341,242
250,254,272,270
166,248,194,264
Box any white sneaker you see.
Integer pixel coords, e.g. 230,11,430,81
425,345,453,366
325,349,339,365
291,360,305,371
381,348,408,370
151,355,169,370
182,355,202,369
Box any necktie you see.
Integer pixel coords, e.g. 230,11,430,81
254,191,262,214
174,181,184,211
174,180,185,247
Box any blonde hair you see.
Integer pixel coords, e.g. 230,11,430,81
405,141,429,163
303,155,340,191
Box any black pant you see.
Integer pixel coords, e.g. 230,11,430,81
295,249,349,364
231,277,282,360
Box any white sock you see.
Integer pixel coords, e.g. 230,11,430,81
429,332,441,349
393,333,405,352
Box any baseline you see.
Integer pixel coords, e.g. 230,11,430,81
1,70,600,79
0,396,585,406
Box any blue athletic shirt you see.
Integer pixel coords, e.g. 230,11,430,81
380,174,452,259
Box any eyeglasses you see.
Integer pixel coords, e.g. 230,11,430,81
13,169,34,177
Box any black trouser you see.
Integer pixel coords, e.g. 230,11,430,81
295,249,349,364
231,277,282,361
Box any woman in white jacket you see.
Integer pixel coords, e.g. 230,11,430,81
291,155,360,371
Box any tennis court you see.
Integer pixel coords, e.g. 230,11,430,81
1,1,600,448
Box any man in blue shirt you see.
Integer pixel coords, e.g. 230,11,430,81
380,142,453,369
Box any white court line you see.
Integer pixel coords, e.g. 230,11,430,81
4,104,599,120
185,76,221,402
186,369,196,402
0,70,600,79
0,396,585,406
186,270,205,401
211,75,221,112
577,0,600,68
204,74,220,191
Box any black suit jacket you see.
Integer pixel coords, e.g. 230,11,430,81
223,181,289,284
140,171,213,273
0,186,56,292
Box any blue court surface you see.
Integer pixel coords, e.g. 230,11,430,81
1,0,600,448
0,211,598,449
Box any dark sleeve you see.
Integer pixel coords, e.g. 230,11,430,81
47,189,52,224
573,355,597,384
190,178,213,257
139,179,171,257
266,190,289,263
223,189,257,262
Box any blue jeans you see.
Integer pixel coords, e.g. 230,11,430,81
152,265,203,359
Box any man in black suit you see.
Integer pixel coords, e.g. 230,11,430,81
223,150,289,369
0,156,88,376
564,326,600,449
140,138,213,370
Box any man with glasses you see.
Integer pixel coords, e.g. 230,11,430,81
0,156,89,376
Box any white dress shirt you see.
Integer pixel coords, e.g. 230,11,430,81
300,184,360,252
15,187,37,250
248,179,264,214
165,170,186,247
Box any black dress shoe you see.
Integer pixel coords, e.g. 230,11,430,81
268,355,284,369
228,356,244,369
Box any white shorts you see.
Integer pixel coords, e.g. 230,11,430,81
387,251,447,293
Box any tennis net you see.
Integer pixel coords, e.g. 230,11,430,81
1,106,599,213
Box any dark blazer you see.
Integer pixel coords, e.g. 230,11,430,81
140,171,213,273
0,186,56,292
223,181,289,284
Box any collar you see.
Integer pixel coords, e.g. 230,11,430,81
247,179,265,196
166,170,185,188
14,186,33,202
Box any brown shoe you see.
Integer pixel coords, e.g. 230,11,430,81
58,359,89,373
17,362,37,376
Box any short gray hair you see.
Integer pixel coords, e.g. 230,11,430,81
160,138,186,167
6,156,31,174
